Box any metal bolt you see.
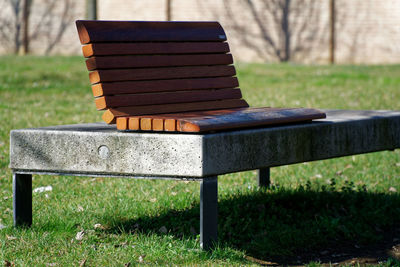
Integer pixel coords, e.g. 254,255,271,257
98,145,110,159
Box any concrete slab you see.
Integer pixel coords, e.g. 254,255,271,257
9,110,400,178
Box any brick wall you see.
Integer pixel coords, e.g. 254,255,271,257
1,0,399,64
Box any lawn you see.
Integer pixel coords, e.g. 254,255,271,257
1,56,400,266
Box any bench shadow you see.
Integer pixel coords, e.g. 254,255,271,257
104,187,400,265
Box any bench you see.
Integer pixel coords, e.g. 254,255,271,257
9,21,400,250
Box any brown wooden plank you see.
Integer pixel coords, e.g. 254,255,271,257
102,99,249,124
164,119,176,131
152,118,164,131
95,88,242,110
92,84,104,97
116,117,128,130
129,117,140,130
76,20,227,44
177,107,327,132
140,118,152,130
86,54,233,70
82,42,230,57
91,77,239,97
89,65,236,84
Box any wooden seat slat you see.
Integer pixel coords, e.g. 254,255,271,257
102,99,250,124
82,42,230,57
91,77,239,97
76,21,227,44
89,65,236,84
178,107,326,132
95,88,242,110
86,54,233,70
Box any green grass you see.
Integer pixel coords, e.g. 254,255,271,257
1,56,400,266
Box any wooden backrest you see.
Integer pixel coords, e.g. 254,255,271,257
76,20,249,123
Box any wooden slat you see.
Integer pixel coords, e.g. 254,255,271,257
116,117,128,130
152,118,164,131
92,77,239,97
82,42,230,57
86,54,233,70
95,88,242,110
178,107,327,132
129,117,140,130
102,99,249,124
76,20,227,44
140,118,152,130
164,119,176,131
89,65,236,84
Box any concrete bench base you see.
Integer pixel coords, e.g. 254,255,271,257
9,110,400,249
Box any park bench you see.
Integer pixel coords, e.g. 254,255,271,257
9,20,400,250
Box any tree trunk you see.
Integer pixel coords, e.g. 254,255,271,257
86,0,97,20
166,0,172,21
281,0,291,62
11,0,22,54
22,0,32,54
329,0,335,64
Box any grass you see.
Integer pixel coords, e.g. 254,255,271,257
0,56,400,266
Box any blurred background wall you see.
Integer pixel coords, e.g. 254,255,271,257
1,0,399,64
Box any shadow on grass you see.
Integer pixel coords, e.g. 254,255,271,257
105,186,400,265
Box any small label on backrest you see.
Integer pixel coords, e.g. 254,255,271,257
219,35,226,39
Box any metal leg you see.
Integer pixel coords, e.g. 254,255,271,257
200,176,218,250
257,168,270,188
13,173,32,227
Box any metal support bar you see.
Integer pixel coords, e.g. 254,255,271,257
13,173,32,227
200,176,218,250
257,168,270,188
